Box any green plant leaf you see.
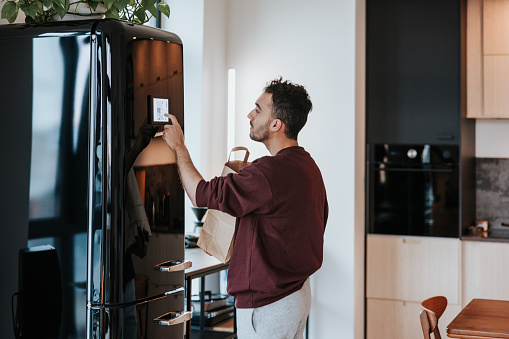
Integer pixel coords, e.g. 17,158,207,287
115,0,129,11
104,6,119,19
147,5,157,18
20,2,39,19
87,1,98,11
52,0,66,11
102,0,114,10
25,15,36,23
134,7,145,22
1,1,18,21
7,12,18,23
41,0,53,11
157,0,169,18
52,0,66,17
142,0,157,10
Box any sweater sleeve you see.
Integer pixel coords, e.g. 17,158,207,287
195,163,274,217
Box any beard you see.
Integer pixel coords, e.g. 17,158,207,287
249,120,270,142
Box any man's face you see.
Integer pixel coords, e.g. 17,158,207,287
248,92,273,142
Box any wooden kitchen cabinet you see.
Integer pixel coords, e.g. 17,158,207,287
467,0,509,118
366,235,461,339
482,0,509,55
366,0,463,144
366,298,461,339
366,235,461,304
462,240,509,305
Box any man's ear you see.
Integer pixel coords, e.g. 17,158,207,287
271,119,283,132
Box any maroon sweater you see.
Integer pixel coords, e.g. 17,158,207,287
196,146,328,308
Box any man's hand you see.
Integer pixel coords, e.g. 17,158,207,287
160,113,204,207
162,114,185,153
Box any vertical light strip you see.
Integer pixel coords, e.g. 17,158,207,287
227,68,236,154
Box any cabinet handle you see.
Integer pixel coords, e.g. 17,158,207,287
153,260,192,272
153,311,192,326
402,238,421,244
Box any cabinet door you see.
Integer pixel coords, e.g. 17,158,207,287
483,0,509,117
462,241,509,305
483,56,509,117
366,299,461,339
366,235,460,304
483,0,509,55
467,0,509,118
366,0,461,144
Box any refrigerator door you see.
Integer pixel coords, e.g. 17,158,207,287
87,20,187,339
27,30,93,338
0,22,100,338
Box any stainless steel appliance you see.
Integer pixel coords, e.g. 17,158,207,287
0,20,190,338
367,144,460,237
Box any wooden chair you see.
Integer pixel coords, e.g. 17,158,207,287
420,296,447,339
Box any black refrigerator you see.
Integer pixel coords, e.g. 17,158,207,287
0,19,190,339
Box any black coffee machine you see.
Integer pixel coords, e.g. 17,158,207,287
192,207,207,233
185,207,207,248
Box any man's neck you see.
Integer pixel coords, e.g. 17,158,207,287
264,138,299,156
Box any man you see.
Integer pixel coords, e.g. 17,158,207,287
162,77,328,338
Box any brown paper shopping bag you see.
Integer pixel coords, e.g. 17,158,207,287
197,147,250,263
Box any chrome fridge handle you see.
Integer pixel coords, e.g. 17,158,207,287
153,260,192,272
153,311,192,326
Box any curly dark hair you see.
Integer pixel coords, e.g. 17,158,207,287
264,77,313,140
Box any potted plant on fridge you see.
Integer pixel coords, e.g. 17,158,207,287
1,0,170,24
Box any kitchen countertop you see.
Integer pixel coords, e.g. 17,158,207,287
461,234,509,242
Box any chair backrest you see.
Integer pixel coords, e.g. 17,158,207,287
420,296,447,339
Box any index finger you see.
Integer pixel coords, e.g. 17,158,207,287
164,113,178,125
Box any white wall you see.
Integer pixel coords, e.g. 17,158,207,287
161,0,204,173
201,0,361,338
201,0,229,179
161,0,205,231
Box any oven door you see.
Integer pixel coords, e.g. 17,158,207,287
368,165,459,237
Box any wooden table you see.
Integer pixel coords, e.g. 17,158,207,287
185,247,229,279
184,248,236,339
447,299,509,338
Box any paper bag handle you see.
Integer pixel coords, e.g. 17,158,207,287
228,146,250,164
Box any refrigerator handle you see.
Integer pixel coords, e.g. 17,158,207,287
153,311,192,326
153,260,192,272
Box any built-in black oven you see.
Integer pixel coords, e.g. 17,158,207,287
367,144,459,238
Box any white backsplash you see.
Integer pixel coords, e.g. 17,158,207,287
476,120,509,158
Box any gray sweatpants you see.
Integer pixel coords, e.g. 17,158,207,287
236,278,311,339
